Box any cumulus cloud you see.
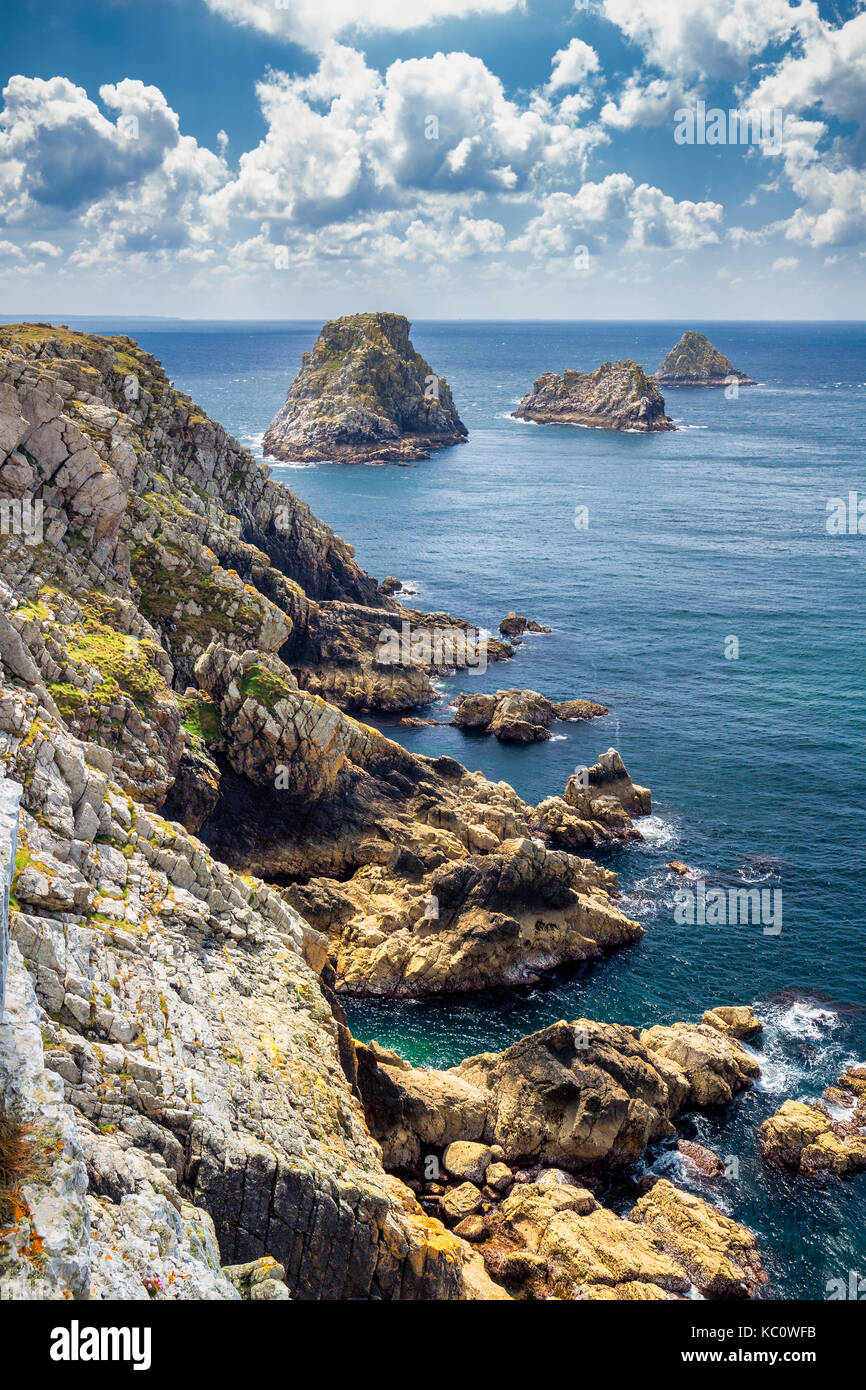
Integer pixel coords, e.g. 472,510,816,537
203,0,520,52
208,44,603,233
772,255,799,270
600,0,817,80
600,75,694,129
748,11,866,125
511,173,722,259
0,75,225,253
548,38,600,91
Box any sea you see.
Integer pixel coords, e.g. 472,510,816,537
20,315,865,1300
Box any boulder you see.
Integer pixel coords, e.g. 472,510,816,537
443,1141,493,1184
702,1006,763,1040
640,1022,760,1107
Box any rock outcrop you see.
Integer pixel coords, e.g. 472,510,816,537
355,1015,766,1300
498,613,551,638
356,1015,760,1172
479,1177,766,1300
512,361,674,433
654,331,756,388
263,313,467,463
534,749,651,850
759,1067,866,1177
452,689,607,744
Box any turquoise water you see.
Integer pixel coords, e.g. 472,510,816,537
42,317,866,1298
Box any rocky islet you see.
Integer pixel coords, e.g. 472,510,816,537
654,331,756,388
262,312,468,464
512,359,675,432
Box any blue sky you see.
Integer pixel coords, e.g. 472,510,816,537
1,0,865,317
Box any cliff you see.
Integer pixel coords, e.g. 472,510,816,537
654,331,756,387
263,312,468,463
0,322,765,1300
512,360,674,432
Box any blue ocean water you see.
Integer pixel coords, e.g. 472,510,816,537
40,317,866,1299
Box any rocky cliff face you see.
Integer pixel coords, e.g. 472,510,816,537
654,331,756,387
0,324,508,1299
0,322,763,1300
263,313,468,463
0,775,19,1016
513,361,674,432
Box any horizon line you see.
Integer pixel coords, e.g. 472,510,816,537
2,314,865,326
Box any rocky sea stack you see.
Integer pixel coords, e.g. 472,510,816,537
654,331,756,388
512,360,674,432
263,312,468,463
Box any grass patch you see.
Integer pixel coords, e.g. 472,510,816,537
240,663,295,710
180,695,223,743
47,591,170,719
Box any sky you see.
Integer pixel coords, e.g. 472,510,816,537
1,0,866,318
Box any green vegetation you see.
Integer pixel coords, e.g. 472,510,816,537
46,591,170,721
240,663,295,709
181,694,223,743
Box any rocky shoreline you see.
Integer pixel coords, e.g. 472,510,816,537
0,321,787,1300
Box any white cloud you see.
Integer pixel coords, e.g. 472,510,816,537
208,45,603,233
548,38,600,91
512,173,722,258
772,255,799,270
600,75,694,129
0,75,225,250
600,0,817,80
749,11,866,125
203,0,521,52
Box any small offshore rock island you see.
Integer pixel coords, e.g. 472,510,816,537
263,311,468,463
654,331,757,388
0,320,821,1304
513,359,675,432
